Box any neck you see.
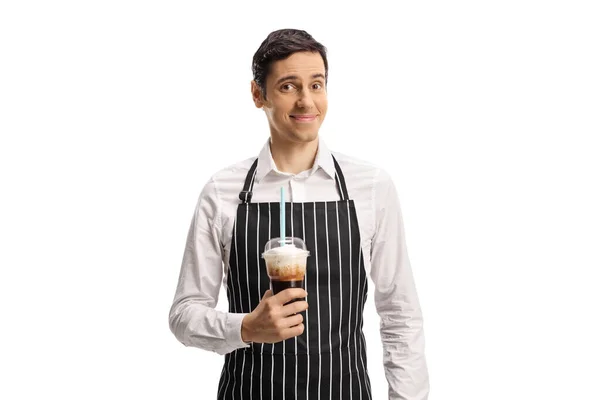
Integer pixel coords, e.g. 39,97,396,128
270,135,319,175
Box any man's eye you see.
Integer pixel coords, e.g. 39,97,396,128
281,84,294,91
313,83,323,90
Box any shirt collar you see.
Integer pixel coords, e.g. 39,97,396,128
254,136,337,183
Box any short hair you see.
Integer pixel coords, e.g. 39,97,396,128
252,29,328,99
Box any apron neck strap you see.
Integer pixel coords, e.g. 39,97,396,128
332,155,349,201
238,158,258,203
238,155,350,203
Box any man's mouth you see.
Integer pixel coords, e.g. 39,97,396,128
290,114,317,122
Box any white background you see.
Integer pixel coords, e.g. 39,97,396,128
1,1,599,399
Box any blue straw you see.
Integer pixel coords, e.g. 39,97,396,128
280,186,285,245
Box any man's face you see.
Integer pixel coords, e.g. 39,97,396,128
252,51,328,144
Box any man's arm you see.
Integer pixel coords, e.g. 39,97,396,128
370,169,430,400
168,178,249,355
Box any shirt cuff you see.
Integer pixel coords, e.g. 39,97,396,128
225,312,251,350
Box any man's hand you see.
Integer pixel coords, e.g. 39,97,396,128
241,289,308,343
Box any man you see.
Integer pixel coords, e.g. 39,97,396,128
169,29,429,399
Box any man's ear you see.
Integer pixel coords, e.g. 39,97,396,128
251,80,266,108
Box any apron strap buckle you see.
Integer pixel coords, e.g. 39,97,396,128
239,190,253,203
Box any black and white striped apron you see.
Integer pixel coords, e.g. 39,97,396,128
217,156,372,400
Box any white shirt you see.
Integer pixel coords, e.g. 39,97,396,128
169,137,429,399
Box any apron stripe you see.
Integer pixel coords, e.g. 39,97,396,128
354,244,364,400
233,352,239,400
345,200,354,400
271,203,284,398
268,202,275,400
325,201,333,400
300,202,310,400
283,202,290,399
315,201,330,399
230,217,241,399
304,202,319,399
240,203,252,399
313,202,323,399
291,203,299,400
243,203,256,398
327,201,341,398
335,201,345,400
256,203,263,400
258,201,274,399
295,202,308,400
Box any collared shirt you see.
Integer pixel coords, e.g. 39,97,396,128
169,137,430,399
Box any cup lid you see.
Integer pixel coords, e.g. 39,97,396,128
263,237,309,254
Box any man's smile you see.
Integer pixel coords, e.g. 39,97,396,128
290,114,317,122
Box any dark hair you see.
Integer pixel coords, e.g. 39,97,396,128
252,29,328,99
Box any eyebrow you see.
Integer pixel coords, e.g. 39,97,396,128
275,73,326,86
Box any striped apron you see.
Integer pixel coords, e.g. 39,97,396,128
217,156,372,400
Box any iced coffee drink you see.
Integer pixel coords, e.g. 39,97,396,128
262,237,309,295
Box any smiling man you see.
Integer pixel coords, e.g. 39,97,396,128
169,29,430,400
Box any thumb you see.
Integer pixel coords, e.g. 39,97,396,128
262,289,273,300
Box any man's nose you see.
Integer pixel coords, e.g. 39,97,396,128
296,89,315,109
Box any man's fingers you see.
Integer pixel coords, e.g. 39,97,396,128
274,288,307,305
278,313,303,329
279,323,305,341
281,300,309,317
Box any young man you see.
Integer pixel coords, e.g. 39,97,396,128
169,29,429,400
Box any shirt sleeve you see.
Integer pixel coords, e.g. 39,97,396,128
370,169,430,399
168,177,250,355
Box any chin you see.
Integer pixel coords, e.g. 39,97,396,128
289,127,320,143
290,132,318,143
